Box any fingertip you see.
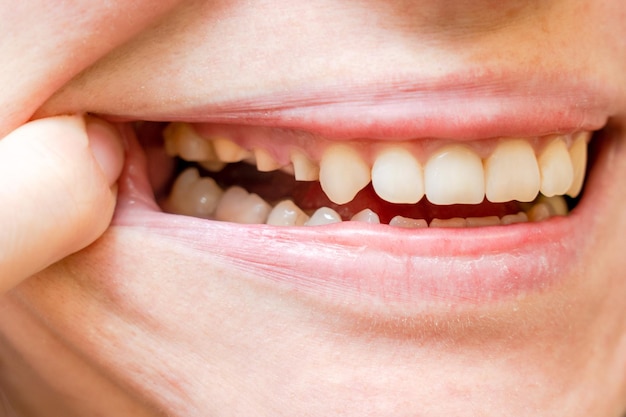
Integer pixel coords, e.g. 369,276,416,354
85,116,125,186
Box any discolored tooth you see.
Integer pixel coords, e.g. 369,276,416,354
389,216,428,229
501,212,528,225
304,207,342,226
164,167,200,214
527,203,551,222
163,123,180,157
254,148,282,172
214,186,271,224
350,209,380,224
199,160,227,172
319,144,371,205
371,147,424,204
175,124,217,162
266,200,310,226
424,145,484,205
466,216,501,227
566,133,588,198
485,139,540,203
291,150,319,181
213,138,251,163
537,195,568,216
538,138,574,197
185,178,223,218
430,218,467,228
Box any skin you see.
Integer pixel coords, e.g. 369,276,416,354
1,0,626,416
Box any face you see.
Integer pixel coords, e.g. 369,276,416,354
2,1,626,415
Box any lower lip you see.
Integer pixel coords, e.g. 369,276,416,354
112,125,608,312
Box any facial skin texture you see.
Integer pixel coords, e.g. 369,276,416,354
2,1,626,416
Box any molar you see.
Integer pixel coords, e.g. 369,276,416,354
319,144,370,204
213,138,252,163
215,186,271,224
424,145,485,205
371,146,424,204
485,139,540,203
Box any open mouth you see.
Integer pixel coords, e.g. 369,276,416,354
141,122,591,228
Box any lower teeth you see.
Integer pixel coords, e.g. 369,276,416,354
161,166,570,228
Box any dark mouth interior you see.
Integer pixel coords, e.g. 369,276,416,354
135,121,597,224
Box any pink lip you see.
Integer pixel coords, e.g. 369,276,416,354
110,112,613,311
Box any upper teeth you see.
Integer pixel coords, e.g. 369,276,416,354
164,122,589,206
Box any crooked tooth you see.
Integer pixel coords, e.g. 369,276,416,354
350,209,380,224
567,133,588,198
424,145,484,205
538,138,574,197
213,138,251,163
266,200,310,226
214,186,271,224
304,207,342,226
319,144,370,204
485,139,540,203
389,216,428,228
254,148,282,172
371,146,424,204
291,150,319,181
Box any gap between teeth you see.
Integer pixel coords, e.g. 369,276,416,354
161,122,589,227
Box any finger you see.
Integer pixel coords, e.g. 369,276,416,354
0,115,124,293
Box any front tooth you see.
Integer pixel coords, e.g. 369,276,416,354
213,138,251,163
566,133,588,197
430,217,467,228
304,207,342,226
350,208,380,224
266,200,310,226
371,147,424,204
485,139,540,203
389,216,428,228
254,148,282,172
319,144,371,204
424,145,484,205
466,216,501,227
215,186,271,224
291,150,319,181
538,138,574,197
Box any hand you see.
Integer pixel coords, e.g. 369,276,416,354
0,115,124,293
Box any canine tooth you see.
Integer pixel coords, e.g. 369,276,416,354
199,160,227,172
485,139,540,203
527,203,551,222
291,150,319,181
389,216,428,228
253,148,281,172
430,217,467,228
350,209,380,224
213,138,251,163
215,186,271,224
566,134,588,198
501,212,528,225
319,144,370,205
371,147,424,204
304,207,342,226
466,216,501,227
424,145,484,205
538,195,568,216
266,200,310,226
538,138,574,197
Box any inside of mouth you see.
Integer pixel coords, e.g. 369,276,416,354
137,122,593,228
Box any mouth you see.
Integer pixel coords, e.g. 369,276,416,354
106,79,620,312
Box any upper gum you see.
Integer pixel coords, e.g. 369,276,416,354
184,122,590,166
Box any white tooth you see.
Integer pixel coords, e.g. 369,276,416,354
538,138,574,197
389,216,428,228
266,200,310,226
350,209,380,224
466,216,501,227
254,148,282,172
304,207,342,226
319,144,371,204
566,133,588,198
424,145,484,205
186,177,223,218
484,139,540,203
527,203,551,222
164,167,200,214
291,150,319,181
430,217,467,228
501,211,528,225
215,186,271,224
213,138,251,163
199,160,227,172
371,147,424,204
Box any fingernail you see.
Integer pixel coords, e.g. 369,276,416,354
85,116,125,186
